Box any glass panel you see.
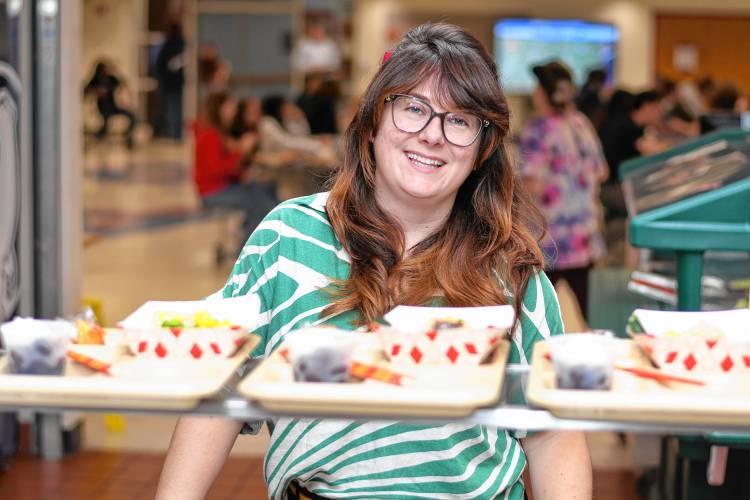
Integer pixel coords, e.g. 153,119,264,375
622,137,750,216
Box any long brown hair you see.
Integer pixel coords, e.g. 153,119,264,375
324,22,546,326
200,91,233,132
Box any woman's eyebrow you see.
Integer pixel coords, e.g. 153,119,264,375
408,92,463,113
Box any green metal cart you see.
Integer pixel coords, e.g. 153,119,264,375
620,128,750,499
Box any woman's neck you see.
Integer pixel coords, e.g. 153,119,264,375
376,193,454,251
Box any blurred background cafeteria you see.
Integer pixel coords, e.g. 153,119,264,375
1,0,750,498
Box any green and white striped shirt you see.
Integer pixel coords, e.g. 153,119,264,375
221,192,564,499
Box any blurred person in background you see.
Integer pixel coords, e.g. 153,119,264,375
597,90,667,220
197,42,231,104
198,42,219,84
660,103,700,142
654,75,677,113
576,67,607,127
520,61,608,322
296,71,339,135
155,22,186,140
193,91,278,238
259,94,334,159
291,20,341,77
158,22,591,500
699,82,747,134
84,60,137,149
231,97,262,140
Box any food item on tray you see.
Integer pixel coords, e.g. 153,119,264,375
280,327,397,384
377,320,503,366
157,310,233,329
0,318,73,375
120,310,248,359
75,318,105,345
629,314,749,374
71,307,105,344
430,318,465,330
292,346,350,383
547,334,616,390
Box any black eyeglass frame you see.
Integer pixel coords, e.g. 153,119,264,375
385,94,490,147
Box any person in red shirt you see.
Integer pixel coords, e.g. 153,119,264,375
193,91,278,239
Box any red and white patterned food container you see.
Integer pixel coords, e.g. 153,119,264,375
122,326,249,359
377,305,514,366
630,309,750,375
118,297,259,360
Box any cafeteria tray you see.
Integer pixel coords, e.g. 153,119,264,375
238,334,510,418
526,339,750,426
0,335,259,410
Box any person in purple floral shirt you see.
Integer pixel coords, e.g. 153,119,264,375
519,61,608,322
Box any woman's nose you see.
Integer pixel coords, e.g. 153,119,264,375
418,115,445,145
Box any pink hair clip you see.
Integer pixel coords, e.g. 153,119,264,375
382,51,393,63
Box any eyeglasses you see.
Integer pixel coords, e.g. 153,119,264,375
385,94,489,147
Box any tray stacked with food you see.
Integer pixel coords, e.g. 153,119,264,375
527,309,750,425
238,305,514,418
0,296,259,410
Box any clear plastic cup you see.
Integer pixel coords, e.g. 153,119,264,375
0,318,73,375
547,333,617,390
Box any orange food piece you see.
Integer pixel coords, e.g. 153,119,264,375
76,320,105,344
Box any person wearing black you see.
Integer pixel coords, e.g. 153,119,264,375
295,72,338,135
699,83,744,134
576,68,607,126
84,61,137,149
156,23,186,140
597,90,664,219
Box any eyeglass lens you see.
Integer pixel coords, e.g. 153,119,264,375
391,95,482,146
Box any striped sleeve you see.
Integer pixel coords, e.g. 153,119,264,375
220,205,286,359
509,271,563,440
508,271,564,365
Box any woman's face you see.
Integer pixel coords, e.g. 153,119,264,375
372,76,481,209
219,97,237,127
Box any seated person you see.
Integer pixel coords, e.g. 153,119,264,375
84,60,137,149
699,83,746,134
193,91,278,239
258,94,335,161
296,72,339,135
230,96,262,163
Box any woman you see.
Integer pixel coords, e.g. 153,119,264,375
520,61,608,322
193,91,278,238
160,24,591,499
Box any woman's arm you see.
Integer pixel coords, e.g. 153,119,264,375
156,416,244,500
522,430,592,500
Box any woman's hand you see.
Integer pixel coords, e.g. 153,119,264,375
522,431,592,499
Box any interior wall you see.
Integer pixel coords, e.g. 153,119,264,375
654,14,750,96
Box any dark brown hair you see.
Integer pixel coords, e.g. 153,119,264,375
324,22,546,326
201,91,233,132
533,61,575,113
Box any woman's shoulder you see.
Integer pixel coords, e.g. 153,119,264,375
262,192,335,239
273,192,329,218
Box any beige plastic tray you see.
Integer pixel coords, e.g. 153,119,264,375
527,340,750,426
238,334,510,418
0,335,258,410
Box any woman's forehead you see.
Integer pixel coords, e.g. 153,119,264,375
403,73,474,112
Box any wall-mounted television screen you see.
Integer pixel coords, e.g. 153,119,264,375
494,18,619,94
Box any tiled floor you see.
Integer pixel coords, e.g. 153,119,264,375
0,139,646,498
0,449,642,500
